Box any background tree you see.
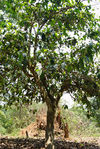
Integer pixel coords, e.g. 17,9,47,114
0,0,100,148
81,96,100,126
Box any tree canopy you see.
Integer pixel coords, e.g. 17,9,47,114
0,0,100,105
0,0,100,148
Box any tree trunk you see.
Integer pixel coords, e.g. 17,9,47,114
45,105,56,149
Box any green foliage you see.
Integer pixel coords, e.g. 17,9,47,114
61,105,100,137
0,0,100,108
81,97,100,126
0,109,13,134
0,102,41,135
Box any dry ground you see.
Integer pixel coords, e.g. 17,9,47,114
0,110,100,148
0,137,100,149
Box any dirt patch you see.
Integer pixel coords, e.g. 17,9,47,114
0,137,100,149
19,119,63,139
19,109,69,139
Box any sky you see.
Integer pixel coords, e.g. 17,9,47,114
60,0,100,108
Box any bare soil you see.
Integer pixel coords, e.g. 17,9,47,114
0,111,100,148
0,137,100,149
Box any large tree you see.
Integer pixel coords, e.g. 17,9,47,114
0,0,100,148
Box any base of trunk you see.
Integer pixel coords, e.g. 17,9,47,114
45,138,55,149
45,105,56,149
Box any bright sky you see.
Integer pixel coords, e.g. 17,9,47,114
60,0,100,108
60,93,74,108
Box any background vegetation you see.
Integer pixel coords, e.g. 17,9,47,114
0,101,100,137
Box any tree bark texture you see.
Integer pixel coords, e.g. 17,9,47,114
45,105,56,149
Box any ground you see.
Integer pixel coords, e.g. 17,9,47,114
0,137,100,149
0,110,100,148
0,122,100,149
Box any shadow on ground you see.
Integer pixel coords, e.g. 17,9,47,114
0,138,100,149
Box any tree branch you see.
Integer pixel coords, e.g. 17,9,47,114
34,33,38,61
57,72,100,100
22,68,33,78
28,25,33,58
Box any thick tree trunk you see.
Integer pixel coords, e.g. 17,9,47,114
45,105,56,149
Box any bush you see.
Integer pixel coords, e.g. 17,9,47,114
61,106,100,137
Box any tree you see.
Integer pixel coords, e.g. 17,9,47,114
82,96,100,126
0,0,100,148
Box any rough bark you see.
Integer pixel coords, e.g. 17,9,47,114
45,105,56,149
64,123,69,138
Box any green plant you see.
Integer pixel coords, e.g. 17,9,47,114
0,0,100,148
61,106,100,137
